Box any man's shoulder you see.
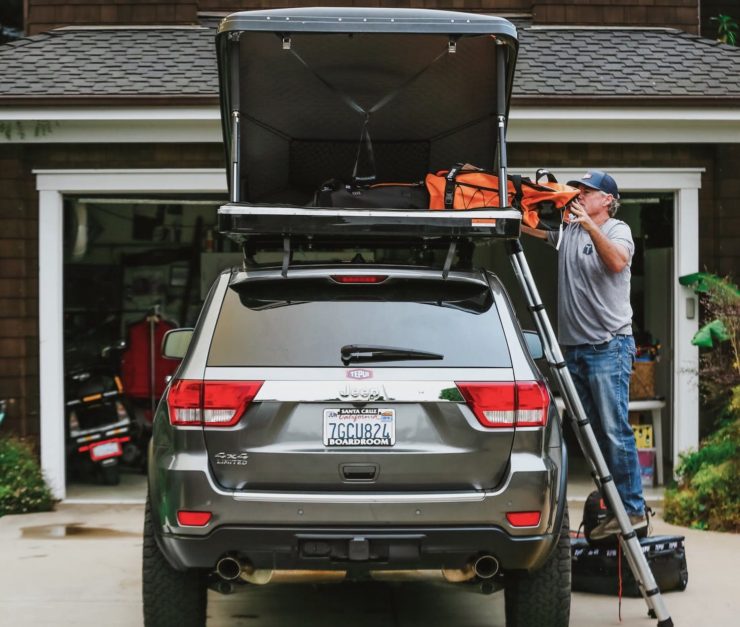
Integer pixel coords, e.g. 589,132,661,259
604,218,633,236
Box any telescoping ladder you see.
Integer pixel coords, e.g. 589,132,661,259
507,240,673,626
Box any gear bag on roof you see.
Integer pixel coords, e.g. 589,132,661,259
426,164,581,230
315,165,580,231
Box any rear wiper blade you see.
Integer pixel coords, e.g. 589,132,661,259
341,344,443,366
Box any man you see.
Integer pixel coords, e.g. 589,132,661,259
522,170,646,539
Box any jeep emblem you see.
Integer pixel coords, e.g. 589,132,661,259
346,369,373,380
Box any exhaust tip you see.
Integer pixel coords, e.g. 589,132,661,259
473,555,499,579
215,556,242,581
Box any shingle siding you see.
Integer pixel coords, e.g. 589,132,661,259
533,0,699,33
27,1,199,36
197,1,533,12
25,1,705,36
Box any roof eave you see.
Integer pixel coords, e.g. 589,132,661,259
512,95,740,107
0,95,220,107
1,95,737,108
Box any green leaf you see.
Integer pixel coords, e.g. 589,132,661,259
679,272,740,296
692,319,731,348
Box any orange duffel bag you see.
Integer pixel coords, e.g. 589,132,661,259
425,164,580,230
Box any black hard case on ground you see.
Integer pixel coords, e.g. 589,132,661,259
571,535,688,597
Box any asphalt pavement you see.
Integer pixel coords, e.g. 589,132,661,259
0,502,737,627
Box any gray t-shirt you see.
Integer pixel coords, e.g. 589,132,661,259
546,220,634,346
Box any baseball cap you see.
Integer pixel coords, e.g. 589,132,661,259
567,170,619,199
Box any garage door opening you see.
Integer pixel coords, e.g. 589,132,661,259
62,194,237,499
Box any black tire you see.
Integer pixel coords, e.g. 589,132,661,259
99,464,120,486
142,495,207,627
504,507,571,627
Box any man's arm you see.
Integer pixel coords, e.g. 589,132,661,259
587,226,629,273
520,225,548,240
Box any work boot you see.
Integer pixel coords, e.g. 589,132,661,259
590,512,647,541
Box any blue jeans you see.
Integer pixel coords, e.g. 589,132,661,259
564,335,644,516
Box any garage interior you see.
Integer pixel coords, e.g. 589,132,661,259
61,192,674,500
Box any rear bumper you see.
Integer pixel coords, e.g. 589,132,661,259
159,524,557,573
150,447,565,574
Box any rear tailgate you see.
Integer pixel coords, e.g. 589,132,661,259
193,271,520,492
198,368,517,491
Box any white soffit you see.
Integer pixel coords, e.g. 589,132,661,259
509,107,740,143
1,106,740,143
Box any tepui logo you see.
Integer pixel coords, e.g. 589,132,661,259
583,243,594,255
346,368,373,380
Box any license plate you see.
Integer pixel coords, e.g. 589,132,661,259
90,440,122,461
323,408,395,447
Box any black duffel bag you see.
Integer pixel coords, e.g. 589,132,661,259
571,535,688,596
314,179,429,210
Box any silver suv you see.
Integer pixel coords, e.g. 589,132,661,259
144,7,570,626
143,263,570,627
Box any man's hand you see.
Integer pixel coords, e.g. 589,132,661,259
567,200,597,233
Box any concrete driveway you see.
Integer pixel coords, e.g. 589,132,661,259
0,503,737,627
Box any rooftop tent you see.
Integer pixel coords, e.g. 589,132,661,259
216,8,518,205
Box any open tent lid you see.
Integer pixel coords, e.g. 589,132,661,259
216,7,519,205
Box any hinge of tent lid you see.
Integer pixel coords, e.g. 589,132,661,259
442,239,457,280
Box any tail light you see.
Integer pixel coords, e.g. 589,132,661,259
455,381,549,428
167,380,264,427
330,275,388,284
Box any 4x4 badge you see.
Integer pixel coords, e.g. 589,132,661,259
346,368,373,380
213,451,249,466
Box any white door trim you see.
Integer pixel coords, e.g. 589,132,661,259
516,167,702,473
34,169,227,500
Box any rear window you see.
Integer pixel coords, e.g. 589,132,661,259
207,280,512,368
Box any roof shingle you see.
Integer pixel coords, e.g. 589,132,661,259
0,21,738,101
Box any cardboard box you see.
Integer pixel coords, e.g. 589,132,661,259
638,448,656,488
630,360,656,400
632,424,654,448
